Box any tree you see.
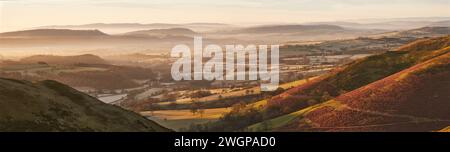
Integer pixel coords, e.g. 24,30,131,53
338,89,348,95
190,90,212,98
321,91,332,101
269,87,285,96
168,102,178,109
162,93,177,102
307,99,318,105
198,109,205,118
191,100,200,115
190,108,198,116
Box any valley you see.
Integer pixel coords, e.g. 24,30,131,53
0,20,449,132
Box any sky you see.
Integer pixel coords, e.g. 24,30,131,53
0,0,450,32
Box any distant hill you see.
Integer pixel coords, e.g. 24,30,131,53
247,35,450,132
397,27,450,37
125,28,197,36
184,23,230,26
104,53,166,61
429,20,450,27
20,54,108,65
37,23,230,29
34,23,233,34
40,23,177,29
307,18,450,30
0,29,108,37
318,21,431,30
0,78,170,131
374,27,450,38
226,24,346,34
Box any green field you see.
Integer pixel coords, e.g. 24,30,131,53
247,100,342,131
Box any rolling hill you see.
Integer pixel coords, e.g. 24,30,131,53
20,54,108,65
397,27,450,37
373,27,450,38
0,78,170,132
248,35,450,132
225,24,346,34
196,35,449,132
195,35,450,132
270,51,450,132
39,23,178,29
270,35,449,109
267,36,448,115
35,23,233,34
125,28,198,36
0,29,108,38
429,20,450,27
307,18,450,30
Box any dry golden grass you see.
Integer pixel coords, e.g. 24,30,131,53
440,126,450,132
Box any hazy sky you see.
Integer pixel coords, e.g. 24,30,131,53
1,0,449,32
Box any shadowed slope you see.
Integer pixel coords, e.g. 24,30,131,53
0,78,170,132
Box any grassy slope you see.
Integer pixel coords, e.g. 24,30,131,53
247,100,342,131
205,36,450,131
440,126,450,132
248,35,450,131
0,78,170,132
264,36,449,113
280,52,450,131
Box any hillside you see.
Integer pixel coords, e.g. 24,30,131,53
440,126,450,132
40,23,178,29
267,35,449,112
377,27,450,38
0,78,170,131
269,51,450,132
248,35,450,132
35,23,232,34
0,29,108,37
125,28,197,36
429,20,450,27
227,24,345,34
197,35,450,132
307,18,450,30
20,54,108,65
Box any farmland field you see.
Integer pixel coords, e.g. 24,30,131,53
141,108,231,131
156,77,317,106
